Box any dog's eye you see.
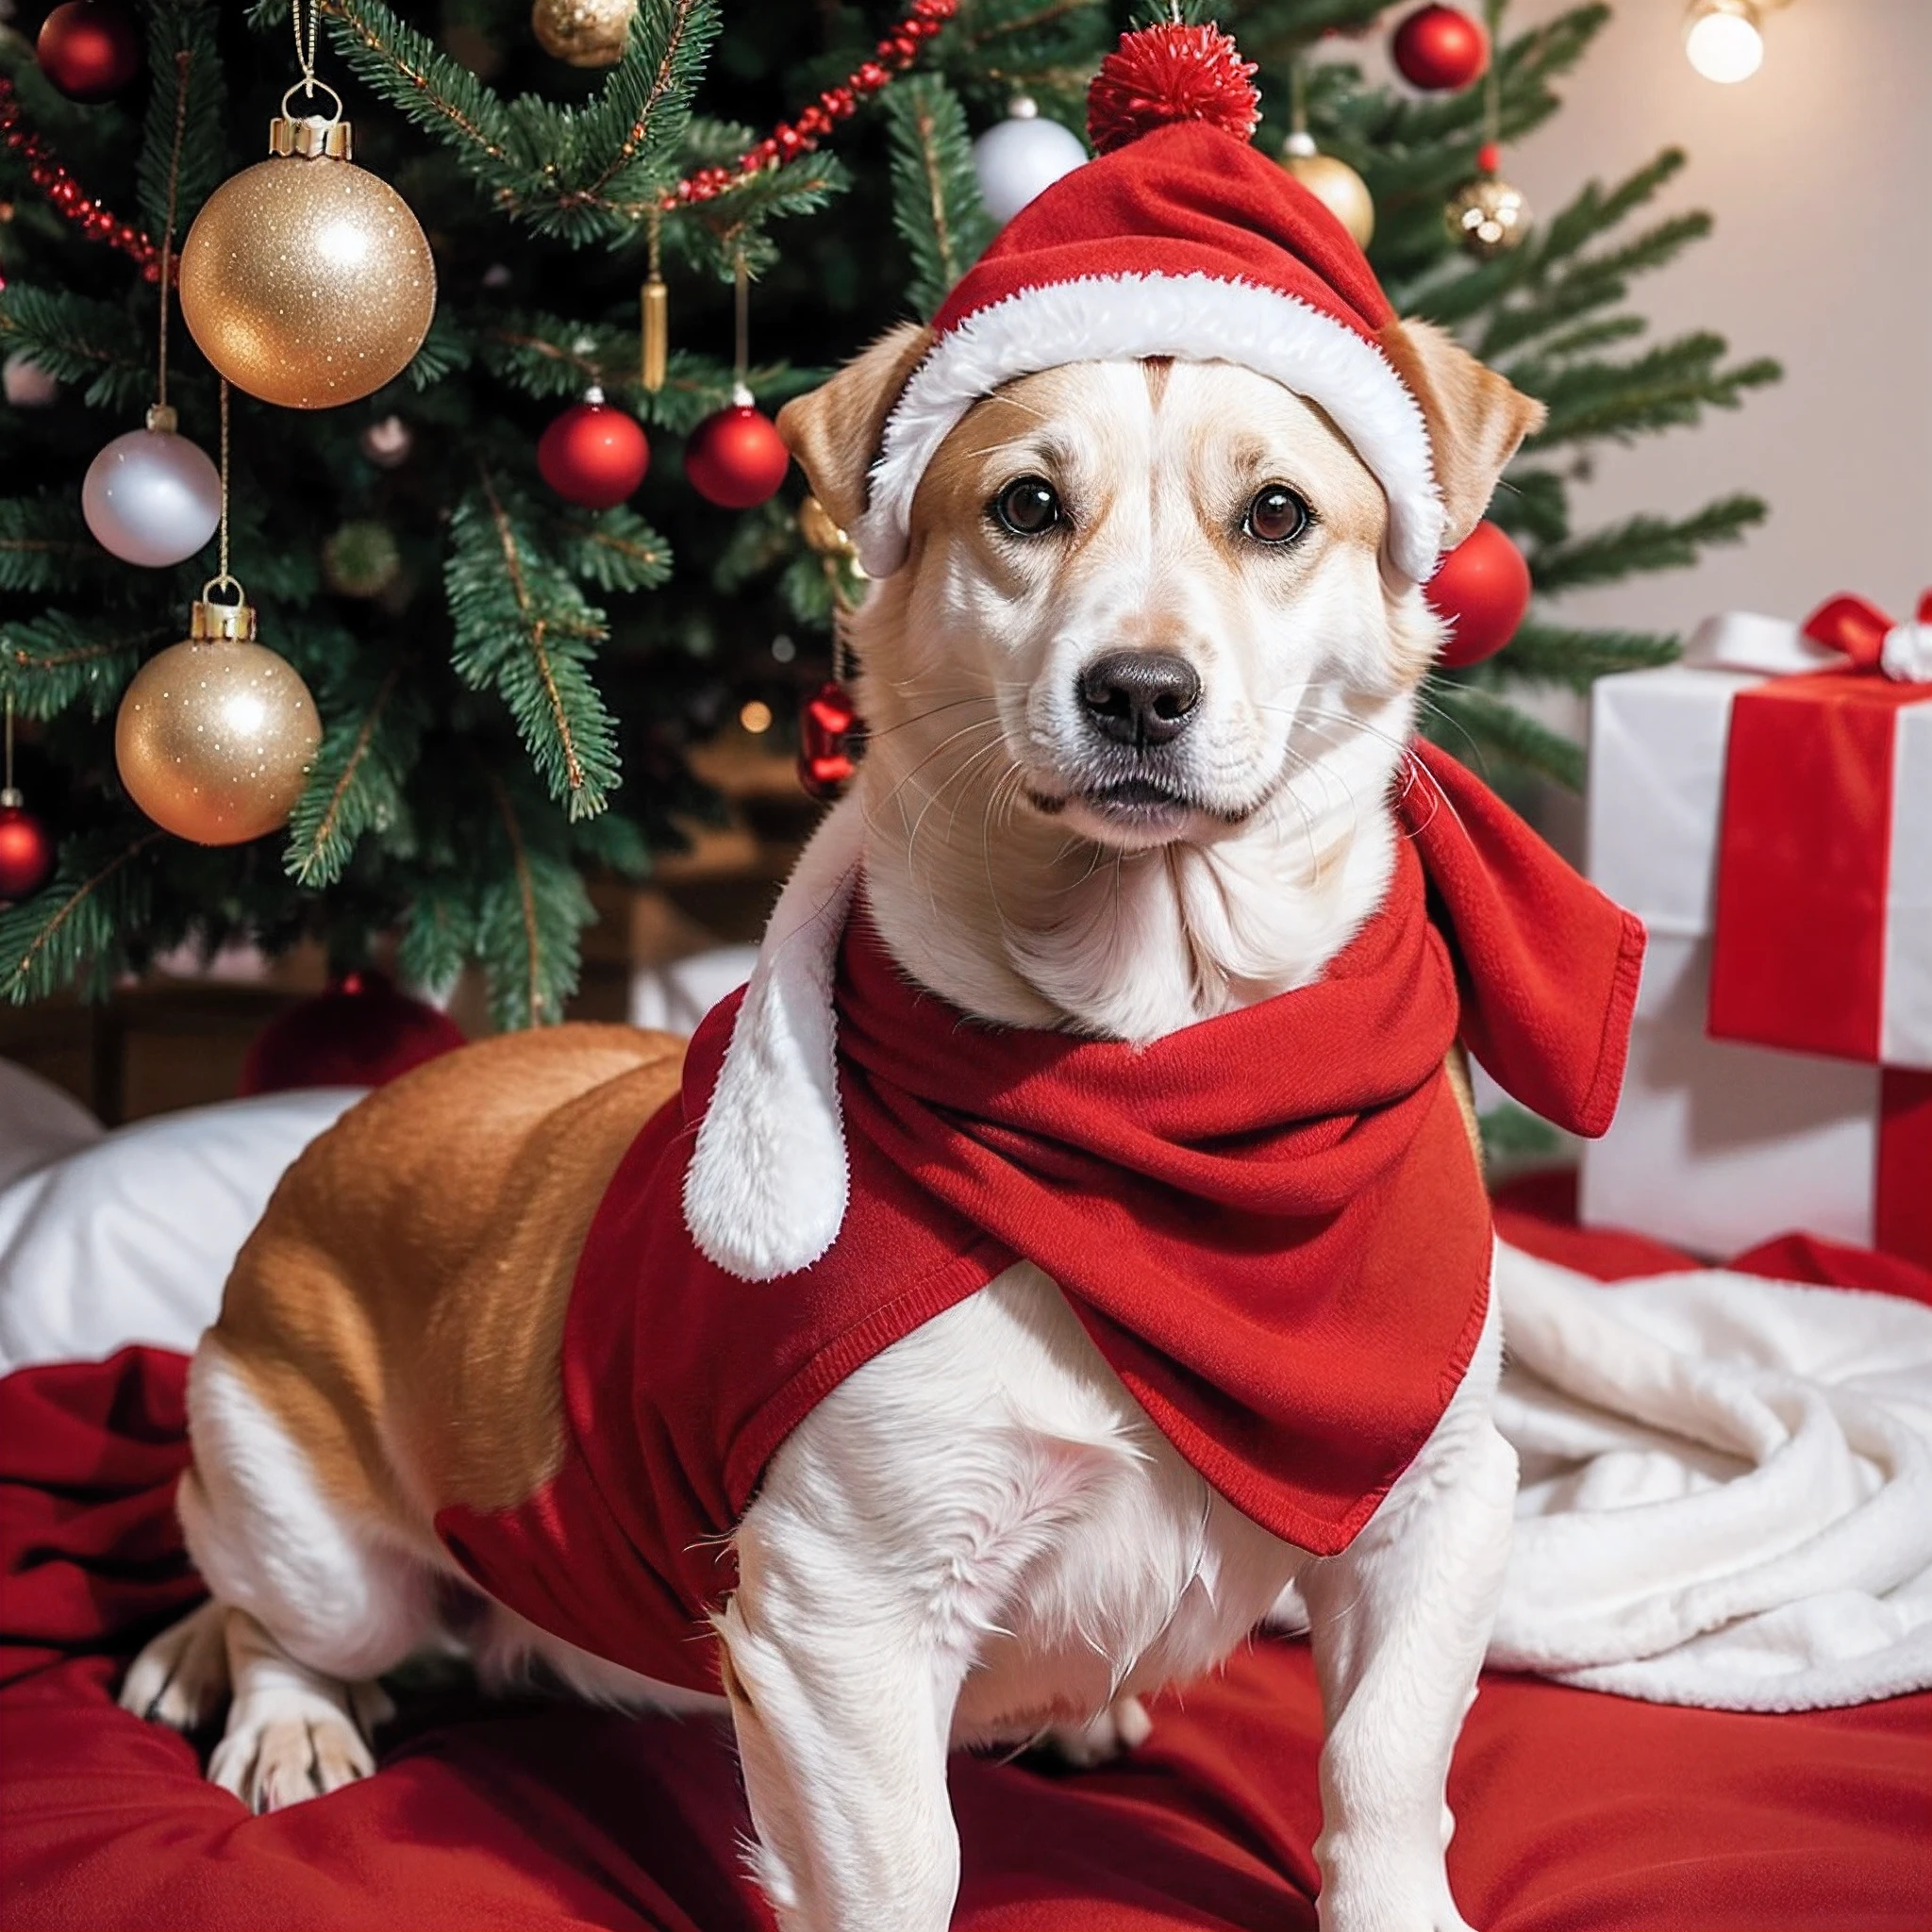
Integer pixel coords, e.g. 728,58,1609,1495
1243,485,1310,545
991,476,1062,537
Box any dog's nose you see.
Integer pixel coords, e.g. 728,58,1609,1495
1077,652,1202,747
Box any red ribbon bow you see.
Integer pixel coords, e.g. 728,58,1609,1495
1802,590,1932,678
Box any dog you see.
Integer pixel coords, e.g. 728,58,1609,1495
119,102,1654,1932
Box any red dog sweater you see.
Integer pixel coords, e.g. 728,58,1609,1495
436,743,1643,1694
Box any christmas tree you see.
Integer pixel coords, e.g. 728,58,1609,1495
0,0,1777,1024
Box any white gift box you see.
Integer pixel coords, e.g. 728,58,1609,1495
1578,613,1932,1261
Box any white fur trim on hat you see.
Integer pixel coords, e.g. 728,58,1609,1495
852,272,1444,584
683,791,865,1281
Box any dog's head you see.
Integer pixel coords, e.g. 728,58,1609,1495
784,322,1538,850
777,323,1541,1031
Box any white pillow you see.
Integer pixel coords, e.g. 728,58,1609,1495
628,946,758,1032
0,1080,363,1376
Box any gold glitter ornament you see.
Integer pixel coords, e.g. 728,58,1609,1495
1447,172,1531,259
178,91,437,410
114,592,322,846
531,0,637,67
1280,132,1374,250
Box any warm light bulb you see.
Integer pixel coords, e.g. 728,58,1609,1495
1684,0,1765,82
739,699,774,735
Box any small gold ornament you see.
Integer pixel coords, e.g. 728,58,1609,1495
1281,132,1374,250
179,90,437,410
1447,173,1531,259
114,591,322,846
532,0,637,67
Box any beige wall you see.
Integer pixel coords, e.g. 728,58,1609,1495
1418,0,1932,637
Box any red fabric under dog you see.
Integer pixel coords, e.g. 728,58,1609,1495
435,743,1644,1693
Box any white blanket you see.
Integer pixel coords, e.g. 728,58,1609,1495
4,1056,1929,1712
1490,1240,1932,1711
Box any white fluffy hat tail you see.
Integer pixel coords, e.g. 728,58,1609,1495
681,791,865,1281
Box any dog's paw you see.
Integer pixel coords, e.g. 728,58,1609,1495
208,1687,377,1813
1040,1693,1153,1768
120,1599,231,1731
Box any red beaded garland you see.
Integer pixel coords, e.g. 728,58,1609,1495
35,1,142,106
1391,4,1491,92
684,404,791,510
0,76,164,278
1427,521,1532,669
664,0,956,208
538,400,651,509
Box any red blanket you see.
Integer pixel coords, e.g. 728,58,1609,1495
4,1192,1928,1931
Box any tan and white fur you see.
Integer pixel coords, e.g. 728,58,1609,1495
125,318,1541,1932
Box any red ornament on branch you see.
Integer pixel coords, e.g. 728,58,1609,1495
685,396,791,509
1087,23,1260,154
239,970,465,1098
1427,521,1532,668
538,393,650,508
798,681,863,800
36,1,142,106
0,796,54,901
1391,5,1490,92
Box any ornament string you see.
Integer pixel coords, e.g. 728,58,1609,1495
730,253,751,406
208,380,243,607
156,50,193,416
291,0,323,100
2,695,17,808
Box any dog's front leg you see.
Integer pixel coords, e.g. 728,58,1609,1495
717,1508,964,1932
1299,1298,1515,1932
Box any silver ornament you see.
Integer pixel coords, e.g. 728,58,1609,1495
972,97,1088,227
82,407,223,568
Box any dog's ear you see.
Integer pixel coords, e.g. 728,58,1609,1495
776,321,935,541
1379,318,1546,551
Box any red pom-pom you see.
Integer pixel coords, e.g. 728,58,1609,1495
538,400,650,509
0,800,55,901
239,970,465,1098
1087,24,1259,155
1391,4,1490,92
1426,521,1531,669
685,403,791,509
36,1,142,105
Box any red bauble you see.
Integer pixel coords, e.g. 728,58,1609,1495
0,799,55,900
1391,4,1490,92
239,969,466,1098
537,400,650,509
798,680,863,799
1426,521,1531,669
684,403,791,510
36,2,143,105
1087,23,1260,154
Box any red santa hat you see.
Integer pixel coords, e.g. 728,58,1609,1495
852,24,1445,585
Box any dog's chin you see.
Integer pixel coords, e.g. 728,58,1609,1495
1023,774,1260,853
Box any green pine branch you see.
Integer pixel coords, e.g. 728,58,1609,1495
1487,622,1681,691
283,655,425,890
136,1,227,242
1420,682,1586,790
0,498,99,596
1,610,161,719
445,470,621,823
0,826,167,1004
1529,494,1767,593
0,287,152,413
472,761,595,1027
883,75,996,320
1523,332,1781,447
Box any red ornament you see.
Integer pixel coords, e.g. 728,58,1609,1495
1087,24,1260,155
1426,521,1532,669
1391,5,1490,92
798,681,864,799
239,969,466,1098
685,401,791,510
0,795,55,900
537,397,650,509
36,2,142,106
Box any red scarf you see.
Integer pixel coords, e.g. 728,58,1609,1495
437,744,1643,1693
